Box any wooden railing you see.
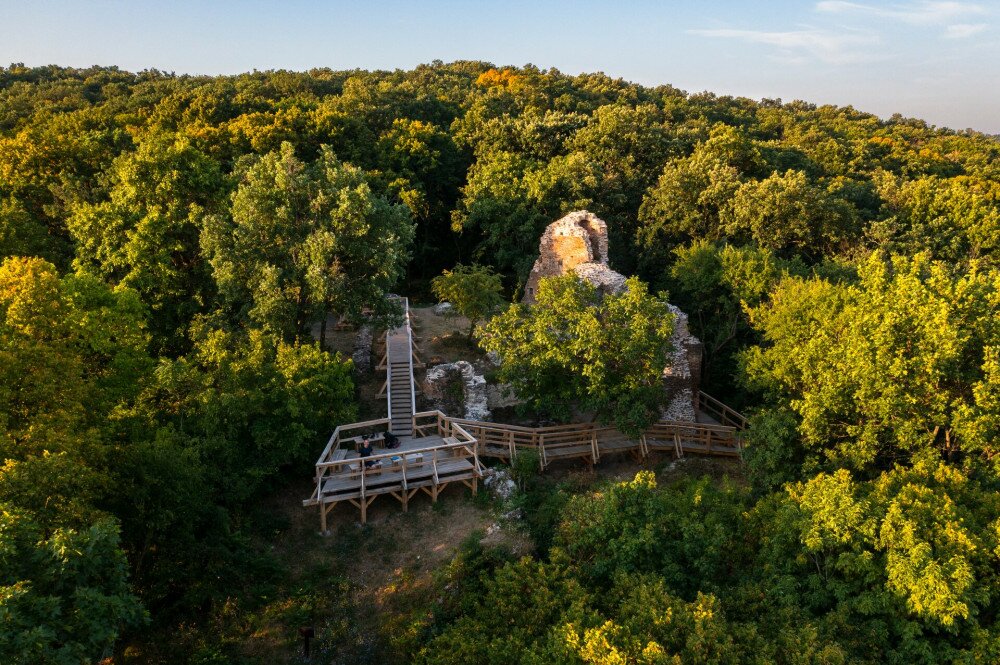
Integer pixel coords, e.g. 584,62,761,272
313,416,392,501
314,407,745,498
449,416,741,468
644,420,742,458
697,391,748,430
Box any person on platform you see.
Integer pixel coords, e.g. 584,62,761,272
358,435,379,468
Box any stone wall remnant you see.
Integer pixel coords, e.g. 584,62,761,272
352,323,373,374
523,210,625,304
424,361,491,421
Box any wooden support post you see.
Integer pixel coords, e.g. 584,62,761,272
401,458,409,511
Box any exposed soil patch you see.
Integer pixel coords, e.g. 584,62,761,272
409,305,485,367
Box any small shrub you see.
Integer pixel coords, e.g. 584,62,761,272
510,449,541,490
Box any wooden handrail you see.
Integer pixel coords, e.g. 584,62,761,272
316,440,475,469
697,391,748,430
313,408,744,492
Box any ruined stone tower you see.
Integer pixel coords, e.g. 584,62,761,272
522,210,625,304
523,210,703,421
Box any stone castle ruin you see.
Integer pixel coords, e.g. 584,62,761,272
523,210,702,421
523,211,625,304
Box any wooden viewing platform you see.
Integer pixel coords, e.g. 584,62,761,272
304,412,484,533
305,409,746,531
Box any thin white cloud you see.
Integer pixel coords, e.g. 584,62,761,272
816,1,988,26
688,28,878,65
944,22,988,37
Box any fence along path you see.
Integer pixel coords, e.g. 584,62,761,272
305,409,747,530
451,412,745,469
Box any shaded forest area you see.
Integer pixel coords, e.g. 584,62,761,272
2,61,1000,663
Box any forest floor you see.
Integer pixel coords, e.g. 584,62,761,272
179,451,742,665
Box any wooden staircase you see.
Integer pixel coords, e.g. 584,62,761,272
385,297,416,437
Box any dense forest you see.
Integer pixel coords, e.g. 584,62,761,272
2,61,1000,664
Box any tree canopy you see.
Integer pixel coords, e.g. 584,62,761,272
2,61,1000,663
480,275,675,434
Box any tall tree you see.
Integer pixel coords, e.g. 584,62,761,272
201,142,414,341
480,275,674,434
430,263,505,340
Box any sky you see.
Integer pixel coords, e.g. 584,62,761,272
2,0,999,133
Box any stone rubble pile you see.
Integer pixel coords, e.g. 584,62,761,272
661,388,696,422
484,468,517,501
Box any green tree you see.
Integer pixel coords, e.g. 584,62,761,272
666,240,787,396
872,173,1000,265
430,263,505,339
0,508,147,665
721,170,857,256
636,125,757,266
132,325,356,506
201,141,414,341
0,256,150,457
743,253,1000,475
66,132,224,354
480,275,674,434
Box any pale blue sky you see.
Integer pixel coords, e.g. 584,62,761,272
2,1,999,133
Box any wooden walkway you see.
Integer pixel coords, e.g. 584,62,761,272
305,406,747,531
452,413,744,470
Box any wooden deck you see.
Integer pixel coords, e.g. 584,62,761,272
304,414,483,533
